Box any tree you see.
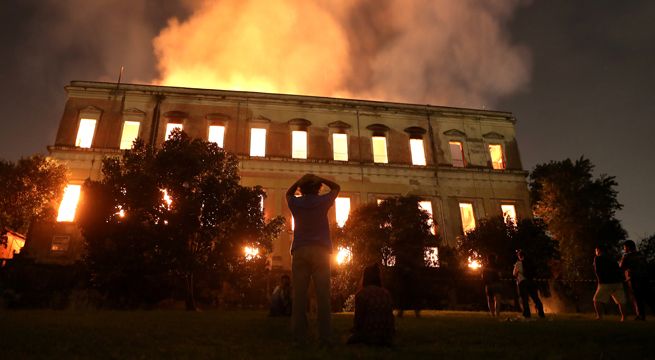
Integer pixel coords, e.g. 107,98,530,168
0,155,67,237
457,216,559,279
334,196,437,307
77,130,284,309
529,157,626,280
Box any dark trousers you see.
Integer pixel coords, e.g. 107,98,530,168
518,280,545,318
628,279,651,319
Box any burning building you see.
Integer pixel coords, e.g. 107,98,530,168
24,81,530,270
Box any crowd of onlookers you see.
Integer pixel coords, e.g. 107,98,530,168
278,173,653,348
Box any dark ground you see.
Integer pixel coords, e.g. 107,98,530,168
1,310,653,359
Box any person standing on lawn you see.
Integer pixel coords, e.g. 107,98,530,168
592,245,626,321
513,250,545,318
286,173,340,347
619,240,651,320
482,253,503,317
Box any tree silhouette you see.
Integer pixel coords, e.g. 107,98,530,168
77,130,283,309
529,157,625,280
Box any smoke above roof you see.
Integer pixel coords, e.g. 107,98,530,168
153,0,532,108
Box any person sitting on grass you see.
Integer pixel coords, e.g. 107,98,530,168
593,245,626,321
347,264,395,347
269,274,292,317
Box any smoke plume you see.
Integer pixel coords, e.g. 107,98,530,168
154,0,532,108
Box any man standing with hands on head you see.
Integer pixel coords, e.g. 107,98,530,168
286,173,340,347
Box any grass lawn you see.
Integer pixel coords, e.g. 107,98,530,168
1,310,653,359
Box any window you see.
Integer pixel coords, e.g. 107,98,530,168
410,139,426,165
489,144,505,170
419,201,435,235
50,236,71,252
119,121,140,150
335,197,351,227
458,202,476,233
501,204,517,225
208,125,225,148
424,247,439,268
372,136,388,163
449,141,465,167
75,118,96,148
165,123,183,140
291,130,308,159
332,133,348,161
57,184,81,222
250,128,267,157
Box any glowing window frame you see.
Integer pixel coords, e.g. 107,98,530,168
250,128,267,157
419,200,435,235
75,118,97,148
410,138,427,166
291,130,308,159
458,202,476,234
165,123,183,140
372,136,388,164
488,144,505,170
119,121,141,150
208,125,226,148
449,141,466,168
332,133,348,161
501,204,517,225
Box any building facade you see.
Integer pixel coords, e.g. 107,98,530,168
25,81,530,269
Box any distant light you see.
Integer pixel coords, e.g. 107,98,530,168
162,189,173,208
56,184,81,222
335,246,352,265
244,246,260,261
117,208,125,218
467,256,482,270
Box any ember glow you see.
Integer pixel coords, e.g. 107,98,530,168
335,246,352,265
244,245,260,261
467,256,482,271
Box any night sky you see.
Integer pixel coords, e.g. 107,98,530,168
0,0,653,241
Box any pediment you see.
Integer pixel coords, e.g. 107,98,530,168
482,131,505,140
250,115,271,124
288,118,312,127
328,121,351,129
366,123,390,133
404,126,427,136
123,108,146,116
205,113,231,121
79,105,103,118
443,129,466,137
163,111,188,119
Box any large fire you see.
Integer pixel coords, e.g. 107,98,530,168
152,0,531,107
154,0,349,97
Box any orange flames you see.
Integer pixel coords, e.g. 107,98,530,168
152,0,531,107
154,0,350,97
